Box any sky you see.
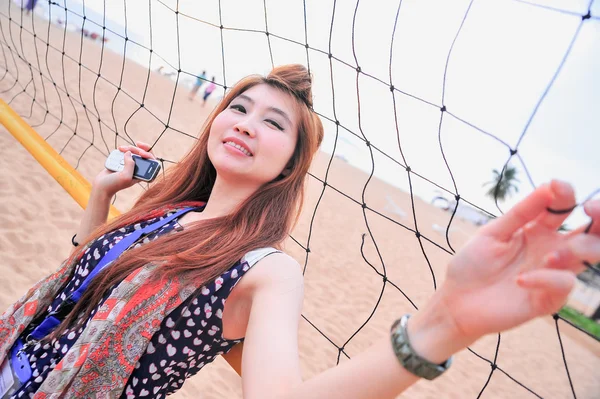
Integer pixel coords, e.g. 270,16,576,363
31,0,600,229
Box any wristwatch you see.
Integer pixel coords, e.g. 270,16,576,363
390,314,453,380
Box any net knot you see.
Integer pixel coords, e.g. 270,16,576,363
140,103,145,108
335,120,340,126
220,25,224,29
415,231,421,238
365,140,370,147
491,363,497,371
356,66,361,73
510,149,517,156
265,32,269,36
362,203,367,209
306,248,311,253
305,43,309,49
406,166,411,172
455,194,460,201
582,11,591,20
390,85,394,92
382,276,388,283
328,53,332,59
440,105,446,112
553,313,559,320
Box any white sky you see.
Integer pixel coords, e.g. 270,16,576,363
37,0,599,229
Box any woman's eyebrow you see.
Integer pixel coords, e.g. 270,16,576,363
237,94,292,126
268,107,292,126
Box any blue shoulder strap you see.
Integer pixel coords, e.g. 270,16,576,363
29,206,196,341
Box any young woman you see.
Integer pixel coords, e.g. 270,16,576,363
0,64,598,399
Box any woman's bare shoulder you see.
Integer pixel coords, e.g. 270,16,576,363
242,251,304,294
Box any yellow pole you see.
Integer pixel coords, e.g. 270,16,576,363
0,98,120,220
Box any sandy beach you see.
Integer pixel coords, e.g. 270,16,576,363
0,7,598,398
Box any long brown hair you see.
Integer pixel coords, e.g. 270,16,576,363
48,64,324,340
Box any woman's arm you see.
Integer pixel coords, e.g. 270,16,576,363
70,187,113,254
240,254,464,399
241,181,600,399
70,142,155,254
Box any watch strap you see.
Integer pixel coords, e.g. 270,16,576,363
390,314,453,380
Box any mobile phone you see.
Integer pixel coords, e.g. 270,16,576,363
104,149,162,182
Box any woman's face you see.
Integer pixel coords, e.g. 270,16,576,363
208,84,300,188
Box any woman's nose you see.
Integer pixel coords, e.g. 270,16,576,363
234,121,256,137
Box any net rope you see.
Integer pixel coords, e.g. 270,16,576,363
1,0,599,397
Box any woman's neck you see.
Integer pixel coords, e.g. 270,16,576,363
180,176,259,226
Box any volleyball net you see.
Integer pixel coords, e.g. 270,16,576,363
1,0,599,397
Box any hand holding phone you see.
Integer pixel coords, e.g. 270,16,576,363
92,142,160,198
105,150,161,182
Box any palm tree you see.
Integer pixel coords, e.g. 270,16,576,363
483,165,520,202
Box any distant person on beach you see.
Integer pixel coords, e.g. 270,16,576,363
202,77,217,107
24,0,38,14
188,70,207,100
1,64,598,398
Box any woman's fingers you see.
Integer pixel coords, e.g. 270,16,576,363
118,144,156,159
533,180,576,231
480,183,553,242
516,269,576,314
558,199,600,241
544,234,600,274
135,141,152,151
567,234,600,267
121,151,135,179
583,199,600,235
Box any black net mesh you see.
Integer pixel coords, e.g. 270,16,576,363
1,0,599,397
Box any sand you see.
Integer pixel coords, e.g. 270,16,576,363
0,7,598,399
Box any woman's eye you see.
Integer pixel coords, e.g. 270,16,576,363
267,120,283,131
230,104,246,113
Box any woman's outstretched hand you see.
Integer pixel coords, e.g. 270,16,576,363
433,180,599,347
92,141,156,197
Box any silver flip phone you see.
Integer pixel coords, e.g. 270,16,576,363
105,150,161,182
